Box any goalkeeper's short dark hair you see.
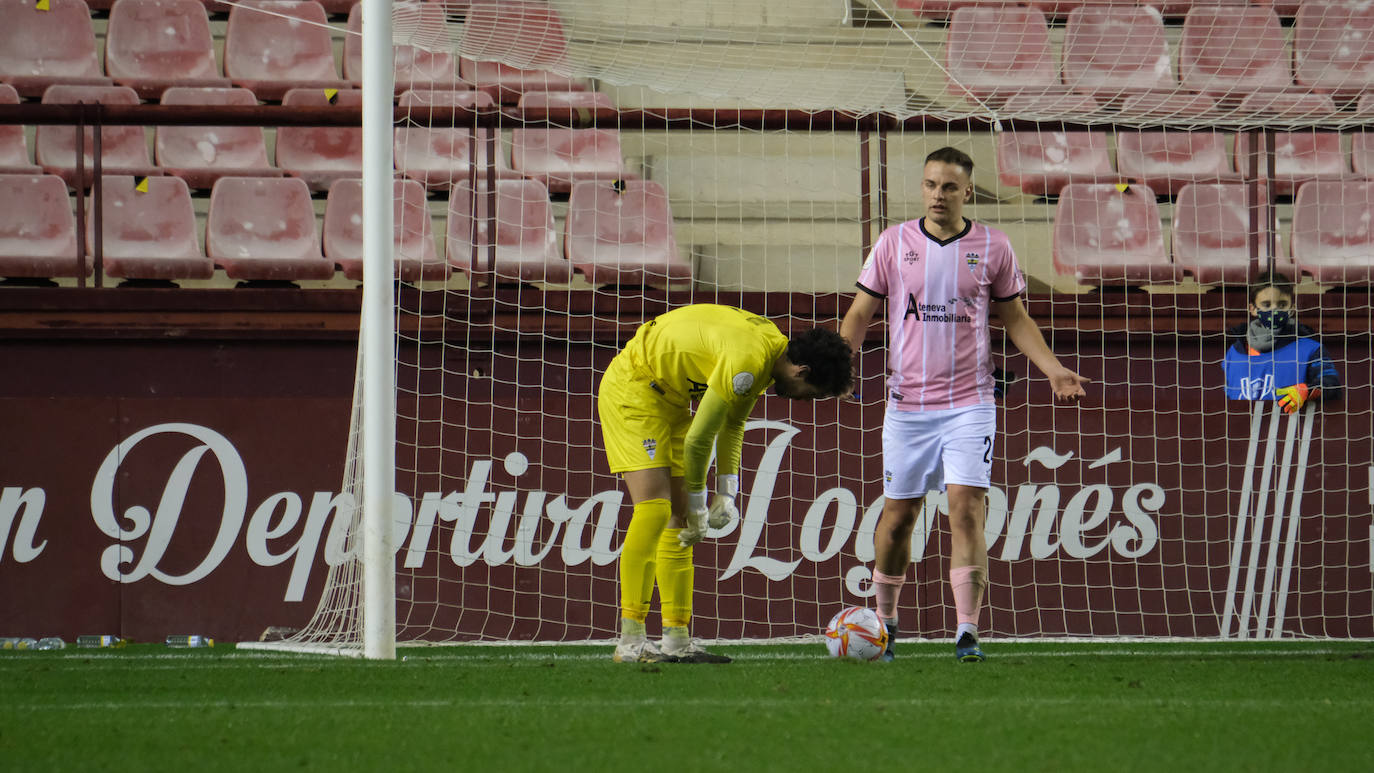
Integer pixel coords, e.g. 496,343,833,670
787,328,854,397
925,146,975,178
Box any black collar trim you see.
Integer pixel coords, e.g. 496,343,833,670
919,217,972,246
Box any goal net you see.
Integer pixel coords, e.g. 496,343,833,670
262,0,1373,656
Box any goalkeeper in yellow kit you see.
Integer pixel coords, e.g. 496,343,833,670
599,304,854,663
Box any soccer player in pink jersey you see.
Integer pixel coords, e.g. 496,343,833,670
840,147,1088,662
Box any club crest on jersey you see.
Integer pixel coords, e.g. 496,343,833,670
965,252,981,270
732,371,756,395
642,438,657,459
903,249,921,264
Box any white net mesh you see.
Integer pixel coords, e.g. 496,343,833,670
269,0,1373,654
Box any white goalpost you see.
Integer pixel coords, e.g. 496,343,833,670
250,0,1373,657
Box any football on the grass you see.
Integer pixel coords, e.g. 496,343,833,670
823,606,888,661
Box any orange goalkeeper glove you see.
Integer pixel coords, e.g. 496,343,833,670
1275,383,1319,414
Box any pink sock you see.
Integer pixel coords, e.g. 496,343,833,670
949,565,987,628
873,569,905,623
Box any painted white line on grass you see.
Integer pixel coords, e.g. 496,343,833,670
2,645,1368,670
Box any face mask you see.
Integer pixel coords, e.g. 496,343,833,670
1255,309,1291,329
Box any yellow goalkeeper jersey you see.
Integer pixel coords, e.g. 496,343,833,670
621,304,788,410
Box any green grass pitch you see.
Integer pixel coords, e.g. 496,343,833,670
4,640,1373,772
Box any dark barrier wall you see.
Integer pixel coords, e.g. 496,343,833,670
1,290,1370,642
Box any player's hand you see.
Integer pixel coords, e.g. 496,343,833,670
1276,383,1318,414
1048,367,1089,402
680,489,709,547
707,474,740,529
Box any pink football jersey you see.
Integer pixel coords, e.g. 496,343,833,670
855,218,1026,411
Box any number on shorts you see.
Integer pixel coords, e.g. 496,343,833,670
982,435,992,464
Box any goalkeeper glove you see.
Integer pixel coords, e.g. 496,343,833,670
680,489,709,547
1276,383,1319,414
708,474,740,529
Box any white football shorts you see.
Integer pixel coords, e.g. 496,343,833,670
881,402,997,498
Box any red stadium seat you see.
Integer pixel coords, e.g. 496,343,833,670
0,173,85,279
344,2,463,91
945,6,1057,104
1352,133,1374,177
1115,130,1238,196
1171,182,1277,285
0,0,112,98
205,176,335,281
394,88,516,190
86,174,212,280
1235,92,1338,120
564,179,689,287
0,84,39,174
324,178,447,282
459,0,585,104
1179,7,1291,97
35,85,161,187
1115,91,1223,121
512,91,625,193
997,90,1101,119
155,87,282,190
104,0,228,100
223,1,350,102
1052,183,1176,284
1233,130,1345,197
1294,0,1374,96
274,88,363,192
996,130,1113,197
446,178,570,284
1289,180,1374,285
1062,6,1172,97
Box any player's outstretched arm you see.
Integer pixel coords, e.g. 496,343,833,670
993,297,1088,402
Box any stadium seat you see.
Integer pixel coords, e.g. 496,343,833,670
0,173,86,279
1171,182,1276,285
0,0,112,98
1294,0,1374,96
1289,180,1374,285
993,90,1101,120
205,176,335,281
323,178,447,282
1233,130,1345,197
154,87,281,190
1115,91,1222,121
1115,130,1238,196
945,6,1057,104
511,91,625,193
1062,6,1172,97
1235,92,1338,120
0,84,39,174
1178,7,1291,97
446,179,571,284
35,85,161,187
223,0,350,102
86,174,213,280
459,0,585,104
275,88,363,192
996,130,1113,197
1352,133,1374,177
1052,183,1177,284
104,0,228,99
394,88,516,190
564,179,689,287
344,2,462,92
